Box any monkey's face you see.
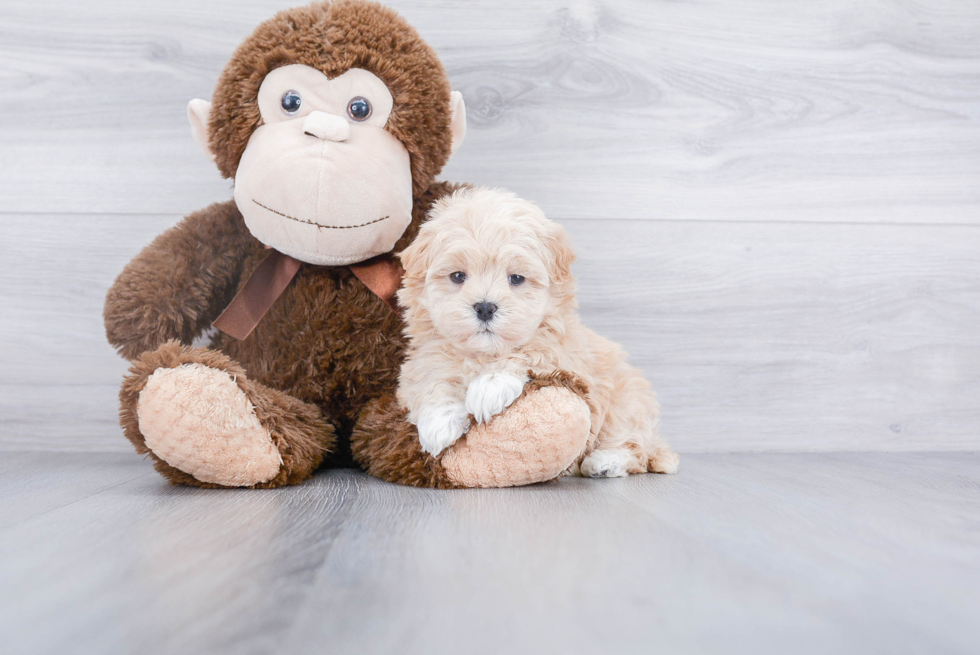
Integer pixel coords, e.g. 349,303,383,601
224,64,412,265
190,2,467,266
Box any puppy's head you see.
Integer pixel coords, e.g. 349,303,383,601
399,187,575,355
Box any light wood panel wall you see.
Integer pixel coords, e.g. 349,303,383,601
1,0,978,452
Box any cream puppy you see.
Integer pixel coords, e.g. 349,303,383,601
396,187,679,478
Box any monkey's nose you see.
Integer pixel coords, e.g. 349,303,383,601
303,111,351,142
474,301,497,323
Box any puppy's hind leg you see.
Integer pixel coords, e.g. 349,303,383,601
583,365,679,477
581,442,679,477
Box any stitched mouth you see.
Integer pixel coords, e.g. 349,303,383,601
253,199,389,230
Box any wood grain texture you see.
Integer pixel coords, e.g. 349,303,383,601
0,451,150,530
0,453,977,655
0,0,978,221
1,214,978,452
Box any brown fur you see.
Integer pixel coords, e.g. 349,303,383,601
104,201,253,360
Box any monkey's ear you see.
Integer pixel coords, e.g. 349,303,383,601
449,91,467,156
187,99,216,161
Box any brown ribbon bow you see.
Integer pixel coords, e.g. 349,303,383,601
212,250,404,341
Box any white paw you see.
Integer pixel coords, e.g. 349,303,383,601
581,448,633,478
415,403,470,457
465,372,528,424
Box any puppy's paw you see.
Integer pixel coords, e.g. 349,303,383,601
465,373,528,424
648,446,680,474
415,404,470,457
581,448,633,478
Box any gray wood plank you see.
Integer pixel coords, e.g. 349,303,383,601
1,0,978,222
0,456,364,655
0,453,977,655
0,451,148,529
2,214,978,452
285,452,980,655
0,384,130,452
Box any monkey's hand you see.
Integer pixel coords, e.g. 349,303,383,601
104,200,254,360
465,372,528,424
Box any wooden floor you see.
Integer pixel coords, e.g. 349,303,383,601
1,452,977,655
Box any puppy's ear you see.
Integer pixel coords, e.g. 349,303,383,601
545,221,576,285
398,223,436,280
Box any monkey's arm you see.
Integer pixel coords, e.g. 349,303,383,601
104,200,256,360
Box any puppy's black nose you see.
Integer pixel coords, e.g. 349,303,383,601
474,301,497,322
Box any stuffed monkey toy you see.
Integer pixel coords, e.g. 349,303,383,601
103,0,591,489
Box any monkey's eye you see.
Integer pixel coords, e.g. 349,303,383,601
281,90,302,115
450,271,467,285
508,274,526,286
347,96,372,121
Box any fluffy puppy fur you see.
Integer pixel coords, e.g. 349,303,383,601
396,187,679,478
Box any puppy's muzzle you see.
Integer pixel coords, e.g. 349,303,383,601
473,301,497,323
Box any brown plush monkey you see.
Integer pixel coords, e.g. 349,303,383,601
104,0,591,489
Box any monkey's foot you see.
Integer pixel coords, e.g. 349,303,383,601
121,341,334,489
137,363,282,487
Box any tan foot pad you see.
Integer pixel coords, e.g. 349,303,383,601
137,363,281,487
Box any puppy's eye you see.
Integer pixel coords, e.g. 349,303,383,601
508,274,525,286
281,90,302,115
450,271,467,285
347,97,372,122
